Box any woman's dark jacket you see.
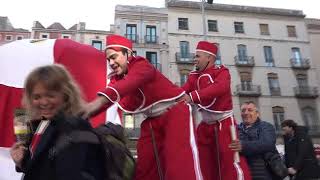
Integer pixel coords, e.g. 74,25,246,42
284,126,320,179
238,118,278,180
18,114,104,180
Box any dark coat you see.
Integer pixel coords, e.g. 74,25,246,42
284,126,320,180
239,119,278,180
18,114,104,180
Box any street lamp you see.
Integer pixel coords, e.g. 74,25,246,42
201,0,212,40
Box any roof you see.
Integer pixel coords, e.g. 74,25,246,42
0,16,14,31
69,24,77,30
167,1,305,18
47,22,66,30
33,21,45,29
0,16,29,33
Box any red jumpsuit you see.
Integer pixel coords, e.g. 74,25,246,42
98,56,203,180
182,65,251,180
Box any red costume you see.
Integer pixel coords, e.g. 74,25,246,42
182,41,251,180
98,35,203,180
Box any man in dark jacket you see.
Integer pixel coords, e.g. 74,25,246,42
229,101,278,180
281,119,320,180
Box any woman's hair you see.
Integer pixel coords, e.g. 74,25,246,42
22,64,84,118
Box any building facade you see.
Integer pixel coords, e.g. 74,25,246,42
31,21,112,51
167,1,319,140
113,5,169,75
114,1,320,140
0,16,30,46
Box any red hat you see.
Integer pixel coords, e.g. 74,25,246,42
106,35,133,52
196,41,218,56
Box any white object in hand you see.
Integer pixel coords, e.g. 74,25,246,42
230,125,240,163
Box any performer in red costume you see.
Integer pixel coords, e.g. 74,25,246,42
82,35,203,180
182,41,251,180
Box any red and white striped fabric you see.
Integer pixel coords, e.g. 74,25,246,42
0,39,121,148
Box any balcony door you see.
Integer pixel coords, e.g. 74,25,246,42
292,47,302,65
237,44,248,63
146,26,156,43
126,24,137,42
180,41,190,59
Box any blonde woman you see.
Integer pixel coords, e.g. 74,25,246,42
10,64,104,180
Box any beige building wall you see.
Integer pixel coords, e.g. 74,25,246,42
114,5,169,77
167,1,319,134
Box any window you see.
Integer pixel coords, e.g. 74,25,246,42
272,106,285,131
16,36,23,40
40,33,49,39
208,20,218,32
92,40,102,50
240,72,252,91
287,25,297,37
268,73,280,96
146,52,158,64
264,46,274,66
215,43,222,65
291,47,302,65
237,44,248,63
146,51,160,71
234,22,244,33
62,35,70,39
296,74,308,87
180,74,188,86
178,18,189,30
259,24,270,35
180,41,190,59
5,35,12,41
126,24,137,42
146,26,157,43
302,107,318,131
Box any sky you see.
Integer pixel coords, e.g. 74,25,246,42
1,0,318,31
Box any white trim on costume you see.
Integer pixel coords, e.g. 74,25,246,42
117,91,186,114
188,104,203,180
98,86,120,103
233,162,244,180
197,74,216,108
106,44,132,52
189,92,194,103
195,90,202,104
196,49,216,57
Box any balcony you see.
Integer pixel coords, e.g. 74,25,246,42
125,34,139,43
270,87,281,96
144,35,158,44
308,125,320,136
294,86,318,98
236,84,261,97
176,52,195,64
290,58,310,70
234,56,255,67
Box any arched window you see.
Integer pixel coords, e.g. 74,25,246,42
268,73,280,95
272,106,285,131
302,107,317,131
240,72,252,91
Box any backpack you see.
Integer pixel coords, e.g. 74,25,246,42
54,122,135,180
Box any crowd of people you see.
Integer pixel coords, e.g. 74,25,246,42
9,34,320,180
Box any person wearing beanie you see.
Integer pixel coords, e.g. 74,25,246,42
82,35,203,180
181,41,251,180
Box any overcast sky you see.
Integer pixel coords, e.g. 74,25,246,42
1,0,318,31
